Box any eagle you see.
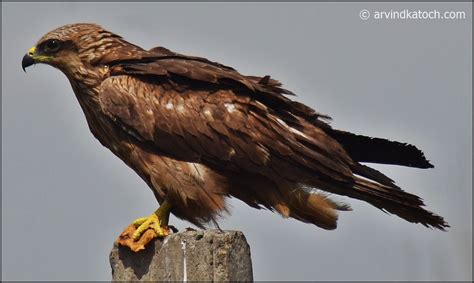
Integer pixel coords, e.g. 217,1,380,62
22,23,448,251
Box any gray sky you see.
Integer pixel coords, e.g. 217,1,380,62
2,2,472,281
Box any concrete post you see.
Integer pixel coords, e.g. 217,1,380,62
110,229,253,281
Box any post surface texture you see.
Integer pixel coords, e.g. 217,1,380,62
110,229,253,281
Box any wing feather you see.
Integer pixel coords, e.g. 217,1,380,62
98,75,354,183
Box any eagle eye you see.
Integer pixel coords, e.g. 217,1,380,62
43,39,61,53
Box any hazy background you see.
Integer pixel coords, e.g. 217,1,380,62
2,2,472,281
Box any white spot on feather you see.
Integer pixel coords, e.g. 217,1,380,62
203,108,212,118
188,163,206,181
224,103,236,113
290,127,311,140
176,104,185,113
275,117,288,128
165,102,173,109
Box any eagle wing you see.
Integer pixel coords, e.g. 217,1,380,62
97,53,355,184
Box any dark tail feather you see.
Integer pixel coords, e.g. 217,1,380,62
352,178,449,230
313,177,449,230
352,163,400,189
327,129,434,168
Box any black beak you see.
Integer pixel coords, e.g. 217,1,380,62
22,54,35,72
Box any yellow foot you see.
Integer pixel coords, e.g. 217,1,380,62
116,215,171,252
132,213,170,240
117,201,173,252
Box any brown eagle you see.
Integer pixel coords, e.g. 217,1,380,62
22,23,448,251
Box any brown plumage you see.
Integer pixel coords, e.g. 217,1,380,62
22,23,448,232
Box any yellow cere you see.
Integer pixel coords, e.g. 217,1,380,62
28,46,36,56
28,45,53,62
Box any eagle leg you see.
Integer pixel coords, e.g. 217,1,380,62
132,200,172,241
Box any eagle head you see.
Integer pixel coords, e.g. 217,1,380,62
22,23,143,85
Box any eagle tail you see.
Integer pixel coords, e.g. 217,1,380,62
314,176,449,230
327,129,434,168
353,177,448,230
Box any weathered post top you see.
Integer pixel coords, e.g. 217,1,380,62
110,229,253,281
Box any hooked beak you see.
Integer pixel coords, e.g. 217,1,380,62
22,54,35,72
22,46,37,72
